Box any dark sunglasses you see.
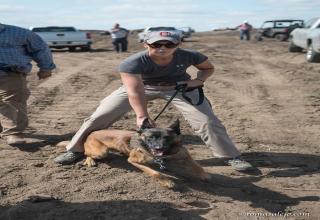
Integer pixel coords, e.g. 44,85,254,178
148,42,178,49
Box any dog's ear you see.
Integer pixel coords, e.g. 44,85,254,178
138,118,153,134
168,119,180,135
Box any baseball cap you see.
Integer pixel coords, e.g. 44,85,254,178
144,31,181,44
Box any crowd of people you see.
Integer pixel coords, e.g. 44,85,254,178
0,22,254,172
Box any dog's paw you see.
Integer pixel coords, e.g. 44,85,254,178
56,140,70,148
83,157,96,167
158,177,175,189
200,173,212,182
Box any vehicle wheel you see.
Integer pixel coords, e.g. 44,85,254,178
69,46,76,52
288,40,303,52
81,45,91,52
255,34,263,41
306,44,320,63
275,34,286,41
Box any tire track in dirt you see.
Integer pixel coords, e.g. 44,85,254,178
28,54,109,98
248,50,319,148
27,53,123,134
218,44,319,148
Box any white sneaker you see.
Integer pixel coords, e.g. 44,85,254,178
226,157,254,171
5,134,26,145
54,151,84,165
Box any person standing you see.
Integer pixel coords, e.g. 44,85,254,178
111,23,129,52
238,21,253,40
0,23,56,145
55,30,253,172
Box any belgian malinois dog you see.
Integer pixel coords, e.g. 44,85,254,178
62,120,210,188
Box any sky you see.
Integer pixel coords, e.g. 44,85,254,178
0,0,319,31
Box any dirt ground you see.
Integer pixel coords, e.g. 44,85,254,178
0,31,319,220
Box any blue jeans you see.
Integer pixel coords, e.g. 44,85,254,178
240,30,250,40
112,37,128,52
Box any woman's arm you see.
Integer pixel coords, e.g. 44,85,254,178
120,72,154,127
179,59,214,88
194,59,215,82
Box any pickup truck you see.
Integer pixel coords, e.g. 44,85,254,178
32,26,92,52
289,17,320,62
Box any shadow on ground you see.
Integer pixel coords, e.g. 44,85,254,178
4,133,75,152
69,150,319,213
181,151,320,212
177,173,319,213
0,199,209,220
198,151,320,177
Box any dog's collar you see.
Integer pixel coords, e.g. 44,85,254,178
136,145,169,170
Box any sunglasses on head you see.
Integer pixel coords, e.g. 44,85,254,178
148,42,178,49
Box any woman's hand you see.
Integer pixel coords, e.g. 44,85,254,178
137,117,156,130
178,78,204,89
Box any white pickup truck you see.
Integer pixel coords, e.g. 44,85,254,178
289,17,320,62
32,26,92,52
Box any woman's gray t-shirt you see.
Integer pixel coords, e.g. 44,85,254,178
118,48,208,85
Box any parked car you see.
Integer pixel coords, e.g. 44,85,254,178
289,17,320,62
256,19,304,41
138,27,184,43
32,26,92,51
178,27,194,39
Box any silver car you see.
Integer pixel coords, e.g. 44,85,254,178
289,17,320,62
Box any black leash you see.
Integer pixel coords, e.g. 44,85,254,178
140,84,204,170
153,84,204,121
154,158,167,170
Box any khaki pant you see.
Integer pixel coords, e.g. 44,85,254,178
0,73,30,136
67,86,240,158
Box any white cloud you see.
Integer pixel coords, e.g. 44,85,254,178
0,5,27,13
100,2,203,16
260,0,320,9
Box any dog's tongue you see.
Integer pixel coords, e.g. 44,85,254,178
152,149,164,156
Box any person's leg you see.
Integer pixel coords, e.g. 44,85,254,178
247,31,251,40
240,30,244,40
162,89,253,171
65,86,132,153
122,38,128,52
167,90,240,158
55,87,160,164
0,74,29,137
119,38,124,52
112,39,120,52
16,74,30,132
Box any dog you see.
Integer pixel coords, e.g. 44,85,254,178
61,119,210,188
